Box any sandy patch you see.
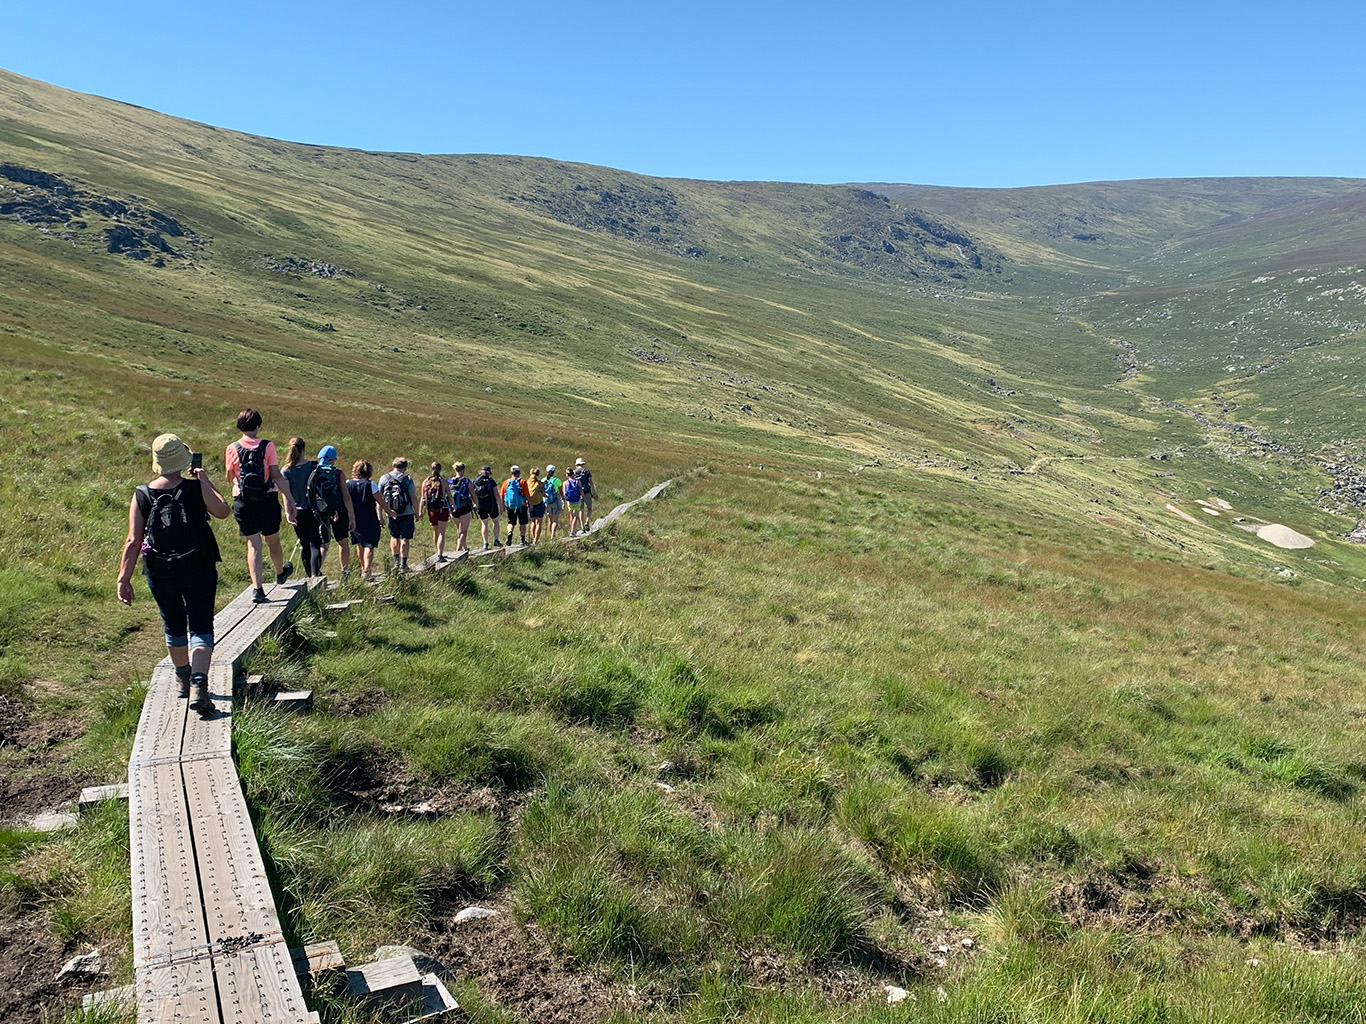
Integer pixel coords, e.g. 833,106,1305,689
1256,524,1314,549
1166,503,1201,525
1201,508,1221,517
1195,499,1213,508
1213,498,1233,510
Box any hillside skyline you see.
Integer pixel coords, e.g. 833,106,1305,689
3,0,1365,187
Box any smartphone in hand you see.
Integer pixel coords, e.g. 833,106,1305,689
190,451,203,471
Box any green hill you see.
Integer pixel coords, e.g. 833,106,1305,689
2,68,1365,1024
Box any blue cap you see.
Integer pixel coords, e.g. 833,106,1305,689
318,444,338,463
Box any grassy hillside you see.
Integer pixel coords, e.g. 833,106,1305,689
1,67,1364,1023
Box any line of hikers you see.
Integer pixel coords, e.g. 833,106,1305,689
117,409,599,714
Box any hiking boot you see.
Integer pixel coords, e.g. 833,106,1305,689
175,665,192,699
437,554,447,563
190,675,213,716
341,568,351,579
401,558,408,570
483,541,490,550
275,561,294,585
252,587,269,604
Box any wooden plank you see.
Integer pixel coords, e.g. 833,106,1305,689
271,690,312,713
289,940,344,979
131,662,188,765
212,939,311,1024
130,762,209,965
136,957,220,1024
184,756,284,940
79,782,129,812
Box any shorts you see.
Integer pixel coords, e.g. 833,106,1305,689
350,522,381,549
545,499,563,517
529,503,545,519
145,567,218,649
324,512,350,543
506,505,529,527
387,515,416,540
566,501,582,513
232,495,282,538
427,507,451,526
476,502,499,521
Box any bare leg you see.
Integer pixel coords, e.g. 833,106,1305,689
339,537,351,572
264,531,286,574
245,535,264,588
190,644,213,675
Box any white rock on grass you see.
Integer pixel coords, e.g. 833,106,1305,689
32,810,78,832
960,937,975,949
883,985,913,1004
453,906,500,924
654,782,675,793
56,949,102,981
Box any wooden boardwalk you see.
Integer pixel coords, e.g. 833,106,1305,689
130,579,320,1024
128,480,672,1023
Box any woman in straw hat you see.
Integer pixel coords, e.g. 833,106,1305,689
117,433,231,715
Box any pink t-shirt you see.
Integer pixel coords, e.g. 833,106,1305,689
224,437,279,497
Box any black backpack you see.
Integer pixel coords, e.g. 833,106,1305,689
235,440,270,501
308,464,344,518
472,474,495,504
382,473,412,516
136,484,203,572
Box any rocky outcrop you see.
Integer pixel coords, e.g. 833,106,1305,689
0,163,203,262
503,174,705,257
822,189,1005,277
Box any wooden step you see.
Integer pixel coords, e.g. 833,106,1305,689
78,782,129,813
272,690,313,713
346,954,425,1014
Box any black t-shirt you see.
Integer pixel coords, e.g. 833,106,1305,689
135,479,221,577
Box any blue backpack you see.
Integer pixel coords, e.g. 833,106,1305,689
504,479,525,509
564,476,582,503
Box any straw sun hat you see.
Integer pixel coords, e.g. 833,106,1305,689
151,433,193,476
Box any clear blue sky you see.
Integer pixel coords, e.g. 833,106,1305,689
3,0,1363,187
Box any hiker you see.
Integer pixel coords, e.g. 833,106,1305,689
281,437,327,578
117,433,230,715
311,445,356,578
420,461,453,563
225,410,296,604
472,464,502,549
448,462,474,554
378,457,419,570
573,457,597,528
527,466,546,544
563,465,586,536
543,464,563,540
502,465,530,546
347,460,392,576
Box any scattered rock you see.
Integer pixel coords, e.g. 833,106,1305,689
654,782,675,794
55,949,103,982
31,809,78,832
656,761,676,775
883,985,912,1004
263,255,353,278
1246,957,1264,967
453,907,500,925
936,985,949,1003
960,937,974,949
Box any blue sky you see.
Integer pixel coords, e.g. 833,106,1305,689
3,0,1363,187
